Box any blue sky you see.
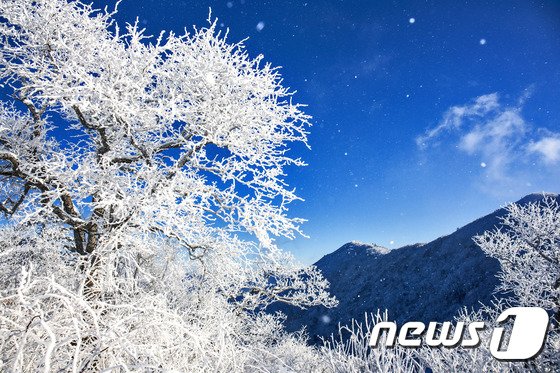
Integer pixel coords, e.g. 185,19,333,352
95,0,560,264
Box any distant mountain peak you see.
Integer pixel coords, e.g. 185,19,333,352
272,192,559,344
348,240,370,247
515,192,558,205
338,241,389,256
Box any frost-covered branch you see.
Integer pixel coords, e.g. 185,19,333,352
473,195,560,318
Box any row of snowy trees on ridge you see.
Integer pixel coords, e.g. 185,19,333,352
0,0,557,371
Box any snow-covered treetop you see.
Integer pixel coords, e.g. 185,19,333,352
474,195,560,313
0,0,337,318
0,0,313,249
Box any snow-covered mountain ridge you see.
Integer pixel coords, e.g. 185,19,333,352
270,193,559,344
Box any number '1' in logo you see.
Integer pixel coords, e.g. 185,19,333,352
490,307,549,361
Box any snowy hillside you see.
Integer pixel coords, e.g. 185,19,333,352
271,193,559,344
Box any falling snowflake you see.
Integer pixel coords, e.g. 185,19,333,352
480,162,487,168
409,18,415,24
479,38,487,45
256,21,265,32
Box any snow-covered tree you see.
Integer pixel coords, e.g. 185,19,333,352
473,195,560,321
419,195,560,372
319,311,422,373
0,0,338,370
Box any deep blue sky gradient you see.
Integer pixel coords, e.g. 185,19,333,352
93,0,560,263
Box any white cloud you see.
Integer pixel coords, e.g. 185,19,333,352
528,136,560,164
416,93,500,149
458,129,484,153
456,109,527,165
417,91,560,193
